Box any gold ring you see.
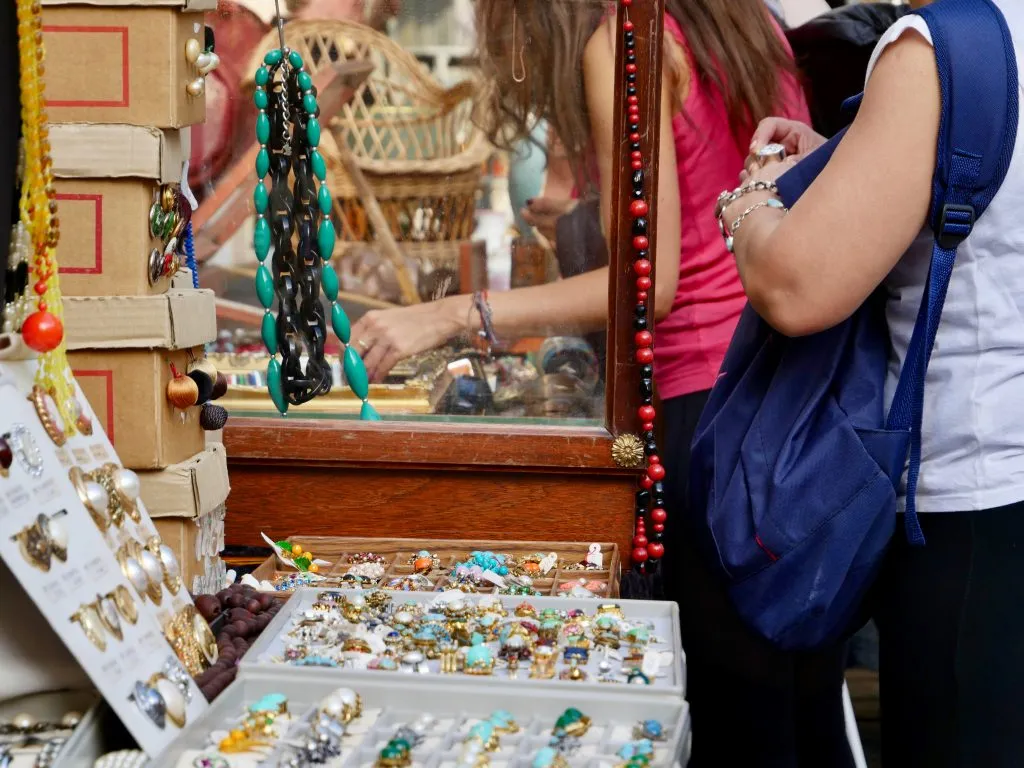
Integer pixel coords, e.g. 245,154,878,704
146,536,183,594
109,585,139,625
70,605,108,652
28,385,67,447
117,545,161,606
189,606,219,665
93,595,125,642
69,466,111,531
127,539,166,604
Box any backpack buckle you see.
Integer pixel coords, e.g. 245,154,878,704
936,203,975,250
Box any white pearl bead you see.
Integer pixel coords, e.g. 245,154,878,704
186,78,205,98
12,712,35,729
155,678,186,727
45,514,68,550
114,468,140,501
184,38,201,64
124,557,150,593
158,544,180,581
138,549,164,585
84,480,109,513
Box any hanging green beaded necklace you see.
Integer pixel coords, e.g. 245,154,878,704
252,29,380,420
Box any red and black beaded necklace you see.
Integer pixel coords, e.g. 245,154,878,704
619,0,669,595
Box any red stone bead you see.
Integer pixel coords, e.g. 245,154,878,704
0,439,12,472
648,542,665,559
33,281,47,295
629,132,641,143
633,235,650,251
633,258,652,276
631,150,642,161
640,476,654,490
633,534,648,548
628,104,640,115
636,276,652,291
21,310,63,353
631,160,643,170
630,200,650,217
636,348,654,365
653,523,665,533
631,547,648,564
635,330,653,347
639,404,656,422
636,291,648,301
648,455,660,465
651,508,667,524
647,464,666,482
642,421,655,432
626,63,637,74
628,95,639,105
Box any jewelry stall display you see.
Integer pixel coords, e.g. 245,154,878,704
250,17,379,420
239,588,682,694
0,694,95,768
243,538,620,598
157,679,690,768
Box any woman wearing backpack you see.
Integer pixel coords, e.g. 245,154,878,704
723,0,1024,764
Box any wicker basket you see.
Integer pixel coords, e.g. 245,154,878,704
244,20,491,255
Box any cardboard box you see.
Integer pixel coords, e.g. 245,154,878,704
64,290,217,350
154,515,204,585
69,346,207,469
51,124,186,296
140,443,230,519
42,6,207,128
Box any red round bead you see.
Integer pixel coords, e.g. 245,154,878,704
629,132,641,143
631,547,648,564
640,475,654,490
642,421,655,432
623,16,634,26
630,200,650,217
639,404,656,422
626,63,637,74
648,455,660,465
651,508,667,524
648,542,665,559
631,160,643,170
633,534,648,548
635,330,653,347
33,281,47,295
628,104,640,113
633,259,652,276
21,310,64,353
636,348,654,365
631,150,642,160
628,95,639,105
636,291,648,301
653,523,665,533
647,463,666,482
633,235,650,251
636,276,652,291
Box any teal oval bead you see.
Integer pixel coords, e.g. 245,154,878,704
303,92,318,115
317,218,335,259
331,301,351,343
263,49,282,66
297,71,312,91
253,216,271,262
253,88,268,109
317,183,332,216
307,117,321,147
256,112,270,145
310,150,327,182
253,182,268,214
256,147,270,178
321,263,339,301
255,265,274,309
267,357,287,415
288,50,304,69
261,310,277,354
255,66,270,86
344,346,370,400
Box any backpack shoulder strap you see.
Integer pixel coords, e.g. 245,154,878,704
885,0,1018,544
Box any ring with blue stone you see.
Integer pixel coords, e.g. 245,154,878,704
632,719,665,741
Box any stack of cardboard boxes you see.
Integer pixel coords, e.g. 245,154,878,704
44,0,230,591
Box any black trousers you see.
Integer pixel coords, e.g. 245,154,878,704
663,390,853,768
665,389,1024,767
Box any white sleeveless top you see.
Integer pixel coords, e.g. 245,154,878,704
869,1,1024,513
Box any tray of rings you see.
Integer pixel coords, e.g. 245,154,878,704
151,671,691,768
240,588,684,699
247,538,621,600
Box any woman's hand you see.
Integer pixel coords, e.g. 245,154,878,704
744,117,827,177
350,295,469,382
521,197,578,244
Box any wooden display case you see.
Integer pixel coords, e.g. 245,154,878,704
221,1,667,559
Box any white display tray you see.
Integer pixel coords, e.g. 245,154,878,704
152,670,691,768
241,589,685,699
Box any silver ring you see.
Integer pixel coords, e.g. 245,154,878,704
129,681,167,729
756,142,787,165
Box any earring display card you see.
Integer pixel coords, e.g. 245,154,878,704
242,588,685,698
0,360,209,756
153,672,691,768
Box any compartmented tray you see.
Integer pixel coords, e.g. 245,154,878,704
241,589,685,699
250,537,621,599
151,671,691,768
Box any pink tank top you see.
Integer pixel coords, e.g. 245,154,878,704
655,15,810,399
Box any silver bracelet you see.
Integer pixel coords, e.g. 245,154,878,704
725,198,787,253
714,180,779,219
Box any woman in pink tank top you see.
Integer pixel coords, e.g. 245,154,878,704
351,11,843,761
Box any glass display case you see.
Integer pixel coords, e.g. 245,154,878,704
192,0,669,555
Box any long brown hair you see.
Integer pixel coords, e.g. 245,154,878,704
474,0,795,181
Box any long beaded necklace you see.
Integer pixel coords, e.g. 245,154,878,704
15,0,86,437
620,0,667,584
252,18,379,420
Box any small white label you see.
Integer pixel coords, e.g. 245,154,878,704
180,160,199,211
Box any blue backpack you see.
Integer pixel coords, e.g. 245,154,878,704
688,0,1019,651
